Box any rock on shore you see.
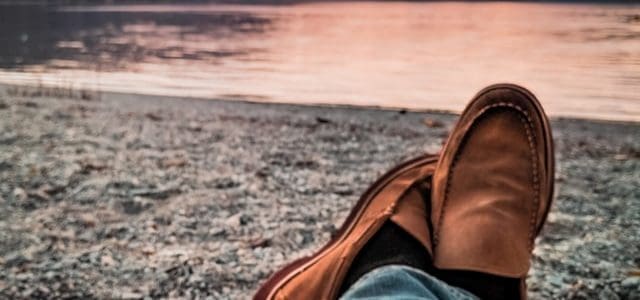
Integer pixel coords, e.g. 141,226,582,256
0,87,638,299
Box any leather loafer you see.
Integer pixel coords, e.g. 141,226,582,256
431,84,554,298
255,154,438,300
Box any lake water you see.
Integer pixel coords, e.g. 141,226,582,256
0,3,639,121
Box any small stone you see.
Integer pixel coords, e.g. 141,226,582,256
23,101,38,108
12,187,27,201
145,112,163,121
187,121,202,132
294,233,304,245
621,277,640,289
81,160,108,173
0,160,11,171
0,133,20,145
599,287,620,300
100,255,115,266
332,186,353,196
0,101,8,109
80,90,95,101
78,213,98,227
614,154,629,161
225,213,250,227
27,187,51,201
249,238,271,249
4,253,31,268
36,286,51,295
130,187,181,200
121,292,144,300
209,227,226,237
226,214,242,227
548,275,565,287
141,246,156,256
423,118,444,128
316,117,331,124
628,290,640,300
121,197,153,214
212,177,240,189
159,158,187,168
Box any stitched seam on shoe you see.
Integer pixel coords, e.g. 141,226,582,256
518,112,539,251
436,102,539,251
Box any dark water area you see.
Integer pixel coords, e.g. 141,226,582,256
0,6,272,69
1,3,639,121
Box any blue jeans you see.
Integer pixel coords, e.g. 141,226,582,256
340,265,479,300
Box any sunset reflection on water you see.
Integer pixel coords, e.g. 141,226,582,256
0,2,638,121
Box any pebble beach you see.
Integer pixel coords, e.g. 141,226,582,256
0,85,639,299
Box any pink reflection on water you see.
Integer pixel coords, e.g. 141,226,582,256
0,2,639,121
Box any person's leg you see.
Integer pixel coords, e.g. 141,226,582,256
434,269,520,300
339,221,430,294
341,265,478,300
256,84,554,300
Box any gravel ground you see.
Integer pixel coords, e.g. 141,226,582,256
0,86,638,299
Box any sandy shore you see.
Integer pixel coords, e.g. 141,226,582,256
0,85,638,299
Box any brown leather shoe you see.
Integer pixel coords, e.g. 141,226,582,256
431,84,554,298
255,154,438,300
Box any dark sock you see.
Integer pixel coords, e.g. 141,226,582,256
338,221,430,295
435,269,521,300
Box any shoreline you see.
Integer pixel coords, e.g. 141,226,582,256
0,84,638,299
2,83,639,126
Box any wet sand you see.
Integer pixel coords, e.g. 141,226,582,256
0,85,638,299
